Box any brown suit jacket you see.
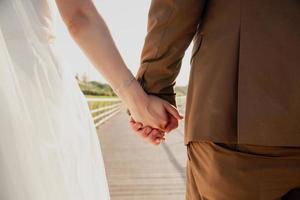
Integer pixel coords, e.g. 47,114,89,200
136,0,300,146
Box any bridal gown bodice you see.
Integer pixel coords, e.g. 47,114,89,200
0,1,110,199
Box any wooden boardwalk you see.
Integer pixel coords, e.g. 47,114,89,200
97,109,187,200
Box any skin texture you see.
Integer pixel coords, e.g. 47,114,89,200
55,0,181,144
130,113,182,145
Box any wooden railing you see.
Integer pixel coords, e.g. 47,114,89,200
86,97,122,128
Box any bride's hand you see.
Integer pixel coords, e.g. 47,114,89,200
119,80,182,131
127,94,182,131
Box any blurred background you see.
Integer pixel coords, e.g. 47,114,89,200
56,0,192,88
56,1,191,199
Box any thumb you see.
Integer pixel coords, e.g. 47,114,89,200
165,115,179,133
163,102,183,120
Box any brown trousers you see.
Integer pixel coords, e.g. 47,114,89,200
186,142,300,200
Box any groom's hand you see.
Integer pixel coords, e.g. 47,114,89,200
129,114,180,145
130,118,165,145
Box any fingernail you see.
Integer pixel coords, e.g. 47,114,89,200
146,127,152,133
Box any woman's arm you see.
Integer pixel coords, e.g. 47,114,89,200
56,0,140,100
55,0,181,131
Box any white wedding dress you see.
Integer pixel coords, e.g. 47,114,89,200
0,0,110,199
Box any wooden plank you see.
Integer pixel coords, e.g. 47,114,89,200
97,111,186,200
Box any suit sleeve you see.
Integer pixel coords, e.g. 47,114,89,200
136,0,206,106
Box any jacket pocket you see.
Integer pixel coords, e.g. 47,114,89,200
190,33,203,65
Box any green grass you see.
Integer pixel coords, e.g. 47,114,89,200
79,81,117,97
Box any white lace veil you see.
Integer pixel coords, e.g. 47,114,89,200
0,1,109,199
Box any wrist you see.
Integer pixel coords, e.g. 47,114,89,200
119,80,148,106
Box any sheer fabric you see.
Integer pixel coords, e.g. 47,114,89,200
0,0,110,199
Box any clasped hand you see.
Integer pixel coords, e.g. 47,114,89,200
128,95,183,145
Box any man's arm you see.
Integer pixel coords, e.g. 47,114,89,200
137,0,206,106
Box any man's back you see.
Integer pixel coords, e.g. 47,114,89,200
137,0,300,146
136,1,300,199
